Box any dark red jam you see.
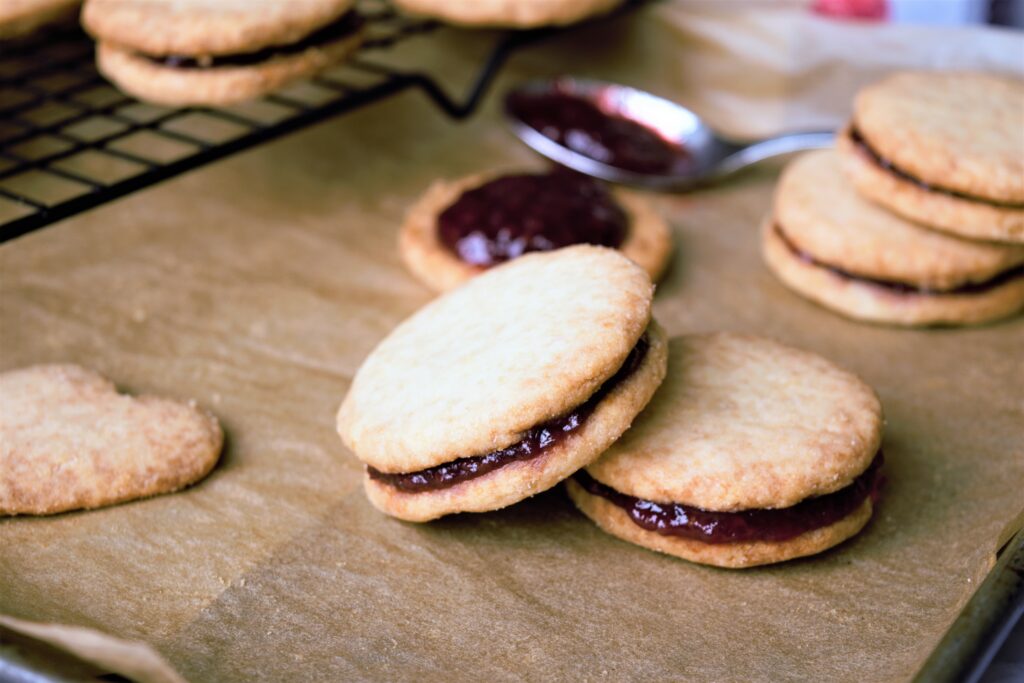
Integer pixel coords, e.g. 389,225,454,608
849,127,1023,209
150,11,364,69
775,223,1024,295
437,170,628,267
506,89,691,175
575,452,884,544
367,334,650,493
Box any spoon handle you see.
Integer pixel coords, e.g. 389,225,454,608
716,131,835,177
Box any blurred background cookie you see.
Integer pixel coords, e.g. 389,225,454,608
0,0,79,40
82,0,364,105
400,168,671,292
393,0,622,29
338,245,667,522
568,333,884,569
1,364,223,515
763,150,1024,326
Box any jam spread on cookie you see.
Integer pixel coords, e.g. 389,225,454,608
849,127,1024,209
506,89,691,175
367,334,649,493
149,11,364,69
575,452,884,544
437,170,628,267
774,223,1024,295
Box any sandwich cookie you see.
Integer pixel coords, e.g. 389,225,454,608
393,0,622,28
1,364,223,515
763,150,1024,326
338,245,668,522
567,333,884,569
82,0,364,106
838,71,1024,243
400,169,671,292
0,0,79,39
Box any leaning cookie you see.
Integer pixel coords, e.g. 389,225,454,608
763,150,1024,326
838,71,1024,243
1,364,223,515
338,245,668,522
567,333,884,569
82,0,364,106
394,0,621,28
400,170,672,292
0,0,79,39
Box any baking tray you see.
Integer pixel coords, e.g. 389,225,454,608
0,2,1019,679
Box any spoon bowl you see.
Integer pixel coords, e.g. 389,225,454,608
505,77,834,190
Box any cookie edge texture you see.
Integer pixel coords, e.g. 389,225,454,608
567,479,873,568
362,320,668,521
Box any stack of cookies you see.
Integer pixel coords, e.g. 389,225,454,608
338,246,885,568
763,71,1024,327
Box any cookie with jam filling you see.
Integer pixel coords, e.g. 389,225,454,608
399,168,672,292
763,150,1024,326
567,333,884,569
82,0,364,106
837,71,1024,243
337,245,668,522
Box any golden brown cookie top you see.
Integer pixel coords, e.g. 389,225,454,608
0,364,223,515
337,245,654,473
82,0,357,56
853,71,1024,203
775,150,1024,289
586,334,882,512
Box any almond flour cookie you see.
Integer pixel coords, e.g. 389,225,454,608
0,0,79,39
338,245,668,522
82,0,364,105
393,0,622,28
400,170,671,292
838,71,1024,243
567,333,884,569
1,364,223,515
763,150,1024,326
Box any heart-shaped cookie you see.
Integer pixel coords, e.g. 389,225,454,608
1,364,223,515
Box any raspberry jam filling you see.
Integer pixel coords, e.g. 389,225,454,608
367,334,650,493
775,223,1024,295
505,88,692,175
575,452,884,544
146,11,364,69
437,170,628,267
849,127,1024,209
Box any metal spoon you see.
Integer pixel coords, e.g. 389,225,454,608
505,78,834,190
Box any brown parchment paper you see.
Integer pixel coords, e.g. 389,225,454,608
2,4,1024,681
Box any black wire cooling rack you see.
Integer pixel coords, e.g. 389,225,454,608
0,0,639,242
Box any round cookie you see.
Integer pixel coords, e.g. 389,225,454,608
764,150,1024,326
393,0,622,28
83,0,363,106
568,333,884,569
400,171,672,292
0,0,79,39
82,0,355,56
337,245,667,522
95,32,363,107
839,71,1024,243
1,364,223,516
